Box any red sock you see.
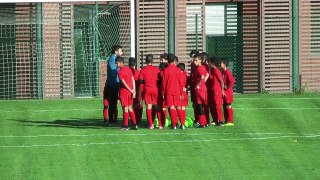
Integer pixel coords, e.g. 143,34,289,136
146,109,153,128
103,100,109,122
129,111,137,125
157,110,163,127
178,109,185,126
228,108,233,123
123,112,129,127
199,114,206,126
162,109,167,125
204,106,210,124
169,108,178,127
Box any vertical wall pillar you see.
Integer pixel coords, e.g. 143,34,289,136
292,0,299,92
95,2,99,96
36,2,43,99
168,0,175,54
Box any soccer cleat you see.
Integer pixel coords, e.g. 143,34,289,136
194,122,200,128
196,125,205,128
210,121,217,126
173,126,177,130
149,124,154,130
120,127,129,130
181,125,186,130
159,126,164,130
215,122,224,127
224,123,234,126
205,124,209,127
132,125,138,130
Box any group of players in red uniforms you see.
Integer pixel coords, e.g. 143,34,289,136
103,45,235,130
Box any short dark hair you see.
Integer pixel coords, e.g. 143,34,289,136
112,45,122,54
193,53,203,61
129,57,136,67
209,56,221,67
160,53,168,60
167,53,175,63
145,54,153,63
159,62,168,71
177,63,185,71
115,56,124,63
189,50,199,58
221,58,229,67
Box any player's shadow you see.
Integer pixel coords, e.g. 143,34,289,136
13,118,149,129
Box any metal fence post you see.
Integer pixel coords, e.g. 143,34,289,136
95,2,100,97
36,2,43,99
292,0,299,92
195,14,198,50
168,0,175,54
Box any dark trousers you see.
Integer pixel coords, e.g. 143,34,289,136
104,84,119,123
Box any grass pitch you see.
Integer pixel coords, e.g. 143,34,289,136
0,93,319,179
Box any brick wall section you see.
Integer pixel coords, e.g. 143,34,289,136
299,1,320,91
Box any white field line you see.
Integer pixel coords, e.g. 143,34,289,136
0,134,319,148
0,132,298,138
1,107,320,113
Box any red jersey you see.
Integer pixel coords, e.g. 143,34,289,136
139,65,160,93
130,67,140,92
195,65,208,90
162,63,181,96
210,67,223,94
222,68,235,94
118,66,134,94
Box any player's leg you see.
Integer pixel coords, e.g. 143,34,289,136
108,86,118,124
197,104,206,128
128,105,137,129
121,106,129,130
103,83,109,123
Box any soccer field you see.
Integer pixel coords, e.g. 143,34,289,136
0,94,319,179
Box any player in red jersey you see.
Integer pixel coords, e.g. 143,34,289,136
156,62,168,129
129,57,143,124
201,52,211,125
193,53,209,128
177,63,188,129
221,58,236,126
138,54,160,129
162,54,182,129
208,57,225,126
116,57,137,130
188,50,199,123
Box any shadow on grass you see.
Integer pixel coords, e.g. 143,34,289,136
13,119,149,129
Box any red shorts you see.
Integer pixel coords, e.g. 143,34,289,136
165,94,180,107
180,92,188,107
195,89,207,105
119,92,133,107
223,93,233,105
144,91,158,105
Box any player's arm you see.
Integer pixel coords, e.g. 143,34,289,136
215,71,225,96
204,72,209,83
121,79,134,94
196,75,204,89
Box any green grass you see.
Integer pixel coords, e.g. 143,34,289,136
0,94,319,180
